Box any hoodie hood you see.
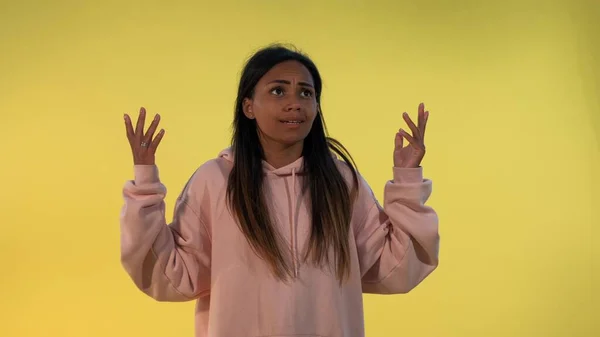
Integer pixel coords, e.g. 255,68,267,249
218,147,305,177
218,146,304,277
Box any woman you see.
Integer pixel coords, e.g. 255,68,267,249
120,44,439,337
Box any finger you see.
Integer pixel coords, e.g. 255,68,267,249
402,112,420,140
395,131,403,150
399,129,421,149
422,110,429,141
418,103,425,135
135,107,146,140
150,129,165,151
144,114,161,144
124,114,135,142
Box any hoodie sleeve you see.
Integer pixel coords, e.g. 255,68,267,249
119,165,211,302
354,167,439,294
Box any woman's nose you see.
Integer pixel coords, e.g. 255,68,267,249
285,98,301,111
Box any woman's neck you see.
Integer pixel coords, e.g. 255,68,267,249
261,140,303,169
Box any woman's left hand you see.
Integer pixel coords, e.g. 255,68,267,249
394,102,429,168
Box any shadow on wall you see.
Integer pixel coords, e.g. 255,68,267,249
575,1,600,148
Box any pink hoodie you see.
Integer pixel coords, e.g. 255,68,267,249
120,148,439,337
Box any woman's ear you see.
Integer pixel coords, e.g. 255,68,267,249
243,98,254,119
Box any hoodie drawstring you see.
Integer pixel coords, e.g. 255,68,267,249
291,167,298,277
218,149,304,279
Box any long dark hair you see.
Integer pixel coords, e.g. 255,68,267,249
226,44,359,283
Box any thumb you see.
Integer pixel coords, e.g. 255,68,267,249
394,132,403,166
395,131,403,149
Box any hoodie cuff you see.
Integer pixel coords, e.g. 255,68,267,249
134,165,160,185
392,166,423,183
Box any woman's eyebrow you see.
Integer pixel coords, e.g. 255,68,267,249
268,79,314,88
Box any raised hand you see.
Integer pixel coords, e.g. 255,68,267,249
394,102,429,168
124,107,165,165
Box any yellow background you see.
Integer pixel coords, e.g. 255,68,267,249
1,0,598,336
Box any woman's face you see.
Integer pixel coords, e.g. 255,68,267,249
243,60,318,147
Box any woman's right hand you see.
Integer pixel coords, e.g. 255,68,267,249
124,107,165,165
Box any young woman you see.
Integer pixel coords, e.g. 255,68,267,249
120,45,439,337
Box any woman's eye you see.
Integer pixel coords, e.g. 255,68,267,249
271,87,284,96
301,90,313,97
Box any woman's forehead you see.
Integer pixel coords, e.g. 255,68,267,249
259,60,314,85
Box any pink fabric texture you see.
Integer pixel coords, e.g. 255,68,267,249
120,148,440,337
